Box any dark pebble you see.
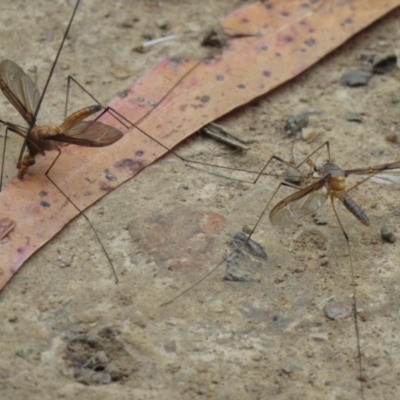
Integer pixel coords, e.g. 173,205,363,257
381,225,396,243
230,232,267,259
340,70,372,87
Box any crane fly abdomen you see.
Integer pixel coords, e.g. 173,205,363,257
60,105,101,132
341,191,370,226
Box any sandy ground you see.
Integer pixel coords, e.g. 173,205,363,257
1,1,400,399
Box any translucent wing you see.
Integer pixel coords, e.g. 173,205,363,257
0,60,40,124
346,161,400,185
270,180,328,227
49,121,123,147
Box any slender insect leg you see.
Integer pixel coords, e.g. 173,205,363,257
246,181,302,238
255,154,298,184
65,60,202,126
0,126,11,192
181,152,304,186
44,149,119,283
346,172,383,193
254,141,331,185
0,122,44,190
17,0,80,169
64,70,270,178
295,140,331,169
64,77,187,160
330,195,365,398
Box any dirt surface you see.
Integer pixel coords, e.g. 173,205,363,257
1,1,400,399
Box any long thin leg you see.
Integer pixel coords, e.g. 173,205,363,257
0,126,9,191
296,140,331,169
17,0,80,169
180,153,308,187
330,196,365,399
64,71,277,179
65,59,203,126
254,141,331,185
45,150,118,283
346,171,383,193
0,121,45,190
254,154,298,184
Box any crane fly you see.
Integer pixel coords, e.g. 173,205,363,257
269,160,400,227
0,0,125,282
0,60,123,183
0,0,208,284
255,144,400,398
162,140,400,399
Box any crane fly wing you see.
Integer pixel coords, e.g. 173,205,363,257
50,121,123,147
0,60,40,124
270,180,328,227
345,161,400,185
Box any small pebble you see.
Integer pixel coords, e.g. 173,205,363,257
76,368,95,385
359,311,369,321
230,232,267,259
312,214,328,225
110,65,132,79
95,351,109,365
121,18,139,28
325,301,352,320
369,358,381,367
284,112,309,136
345,112,363,123
224,250,252,282
340,69,372,87
385,134,398,144
105,361,123,381
282,365,294,374
59,254,73,267
319,257,329,267
301,127,316,141
130,253,141,265
93,372,111,384
381,225,396,243
156,19,170,30
133,45,150,53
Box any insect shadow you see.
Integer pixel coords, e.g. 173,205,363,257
162,139,400,399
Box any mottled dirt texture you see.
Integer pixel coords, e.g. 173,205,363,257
1,1,400,399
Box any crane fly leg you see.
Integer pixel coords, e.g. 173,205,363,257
329,195,364,393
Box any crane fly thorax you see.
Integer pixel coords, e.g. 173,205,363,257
29,124,61,153
321,162,345,192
